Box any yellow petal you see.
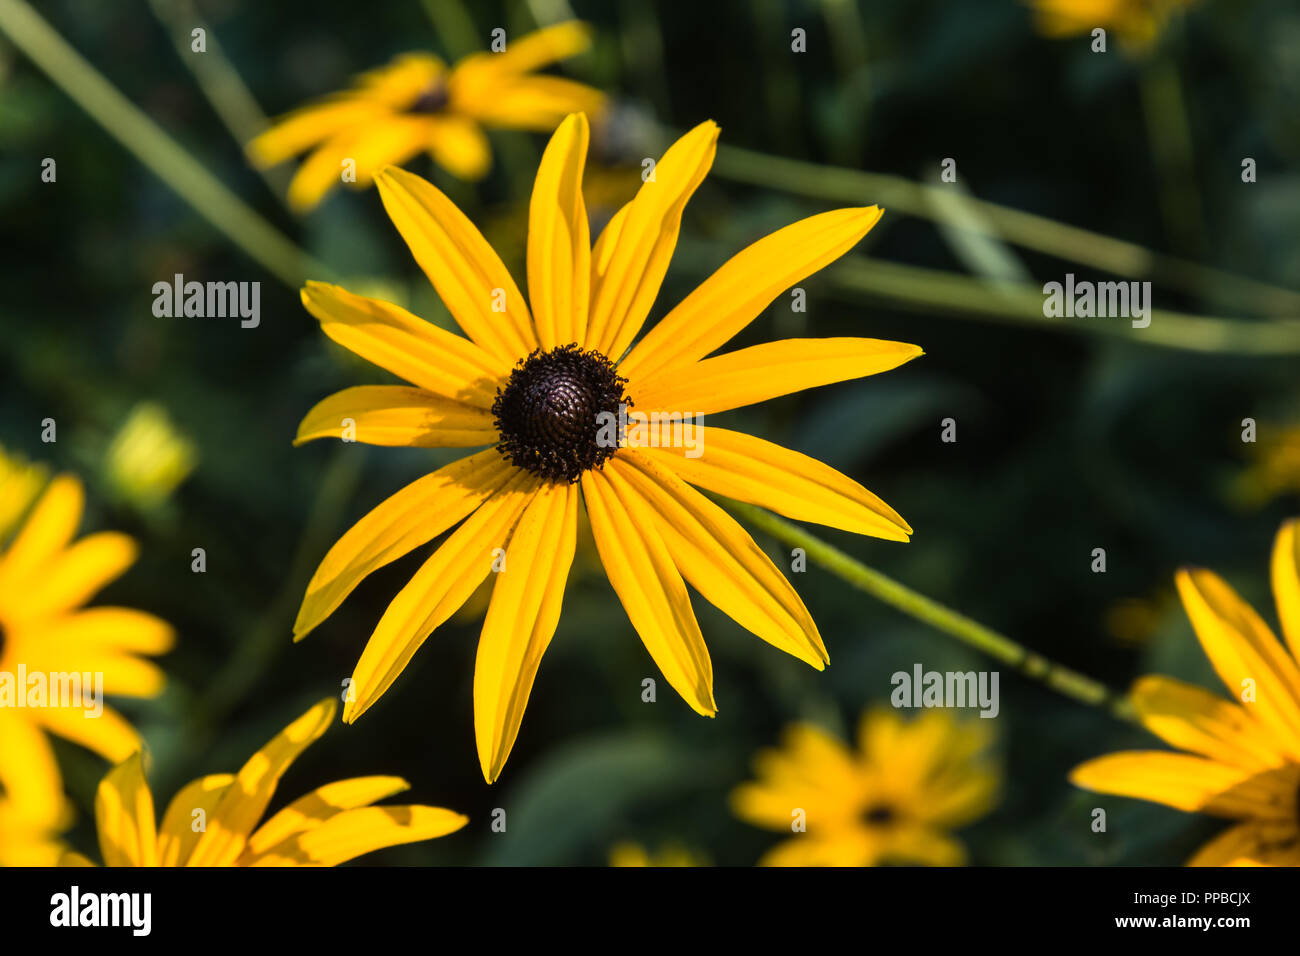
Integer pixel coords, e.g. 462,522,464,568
247,99,380,167
588,121,719,360
294,449,514,641
42,607,175,655
623,206,885,380
527,113,591,349
427,115,492,181
615,453,828,668
0,712,62,817
37,705,142,764
21,532,137,619
294,385,496,448
242,805,468,866
185,699,336,866
300,281,507,407
1175,567,1300,758
635,426,911,541
286,129,372,212
345,474,540,723
1129,674,1286,771
95,752,158,867
632,337,923,416
0,474,83,591
341,115,436,187
474,482,577,782
1270,518,1300,663
374,166,537,362
242,776,410,858
454,76,605,131
1068,751,1281,818
1187,818,1300,866
582,467,716,717
157,774,234,867
457,21,594,79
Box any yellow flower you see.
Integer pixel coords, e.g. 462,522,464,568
247,21,605,211
104,403,197,511
63,698,467,866
1233,423,1300,508
0,445,47,540
609,841,706,867
0,473,173,830
1071,519,1300,866
0,794,72,866
292,112,922,784
1026,0,1194,48
732,709,999,866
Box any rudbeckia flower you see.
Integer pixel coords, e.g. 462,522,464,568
1026,0,1194,49
1071,519,1300,866
0,445,47,539
609,841,706,867
63,698,467,866
731,708,999,866
293,112,922,783
0,473,173,827
0,794,71,866
247,21,604,211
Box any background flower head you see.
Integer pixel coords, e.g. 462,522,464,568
732,708,999,866
1071,519,1300,866
65,698,467,867
247,21,604,211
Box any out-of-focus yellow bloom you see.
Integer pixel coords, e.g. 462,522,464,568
1233,423,1300,508
1105,587,1178,647
248,21,605,211
0,473,174,839
0,446,47,540
104,403,197,511
1026,0,1195,49
1072,519,1300,866
732,708,998,866
0,794,71,866
63,698,467,867
609,841,707,867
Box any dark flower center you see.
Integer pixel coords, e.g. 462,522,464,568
492,344,630,484
0,619,6,661
862,804,897,827
408,83,449,114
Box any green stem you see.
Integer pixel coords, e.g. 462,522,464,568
727,500,1136,723
145,0,293,211
710,142,1300,318
828,256,1300,355
1139,53,1204,259
0,0,329,289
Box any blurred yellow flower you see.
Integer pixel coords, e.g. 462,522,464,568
1232,423,1300,508
732,709,999,866
1026,0,1194,48
292,112,920,784
0,445,47,540
1072,519,1300,866
63,698,467,867
248,21,605,211
609,841,707,867
0,794,71,866
104,403,197,511
0,472,173,841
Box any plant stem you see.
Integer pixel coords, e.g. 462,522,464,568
0,0,329,289
709,142,1300,318
727,500,1136,723
828,256,1300,355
